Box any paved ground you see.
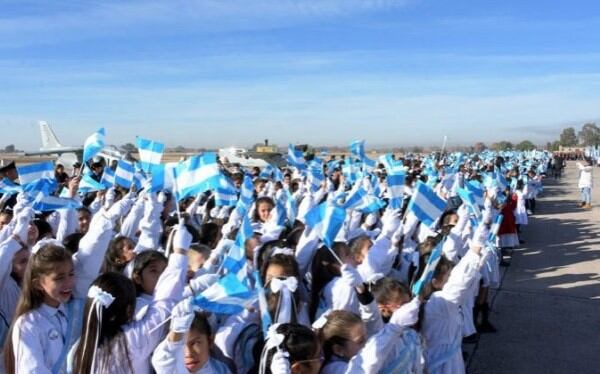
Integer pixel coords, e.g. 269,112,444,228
467,161,600,374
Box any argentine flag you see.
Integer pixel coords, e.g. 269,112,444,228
214,174,239,207
457,187,482,219
115,160,135,189
466,180,485,207
149,162,178,193
222,214,253,279
0,178,22,195
237,174,255,212
349,140,366,160
192,274,257,315
305,202,346,248
79,174,107,193
136,137,164,173
32,195,82,212
287,144,306,170
173,153,221,200
100,167,116,188
412,239,444,296
17,161,54,185
387,171,406,209
406,181,447,227
83,128,105,163
488,215,504,242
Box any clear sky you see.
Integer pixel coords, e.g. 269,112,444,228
2,0,600,151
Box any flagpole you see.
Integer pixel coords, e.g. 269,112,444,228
441,135,448,155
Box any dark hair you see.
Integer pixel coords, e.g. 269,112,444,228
131,250,167,296
73,272,136,373
308,243,349,320
263,323,320,374
260,254,301,322
32,218,53,239
190,312,212,337
103,236,135,273
198,223,221,248
4,245,73,374
62,232,85,254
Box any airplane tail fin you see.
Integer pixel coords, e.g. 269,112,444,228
39,121,62,149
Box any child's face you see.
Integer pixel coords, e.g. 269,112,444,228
187,251,207,274
37,260,75,307
136,260,167,295
121,242,136,263
265,263,288,285
11,248,29,284
353,240,372,265
184,329,211,372
78,211,91,234
257,202,273,223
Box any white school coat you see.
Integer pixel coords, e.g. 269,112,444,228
422,250,482,374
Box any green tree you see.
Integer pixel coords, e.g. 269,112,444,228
515,140,535,151
559,127,578,146
491,141,513,151
578,123,600,146
473,142,486,153
3,144,15,153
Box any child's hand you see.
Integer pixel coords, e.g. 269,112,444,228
173,223,192,251
170,297,195,333
341,264,363,289
270,350,291,374
13,207,34,243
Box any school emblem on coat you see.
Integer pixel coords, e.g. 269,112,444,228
48,329,60,341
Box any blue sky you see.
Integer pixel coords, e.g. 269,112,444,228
2,0,600,150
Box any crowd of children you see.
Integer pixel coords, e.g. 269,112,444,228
0,146,548,374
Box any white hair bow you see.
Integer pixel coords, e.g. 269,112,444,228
270,277,298,293
31,238,64,255
87,285,116,308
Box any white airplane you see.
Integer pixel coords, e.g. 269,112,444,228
25,121,126,170
218,147,270,168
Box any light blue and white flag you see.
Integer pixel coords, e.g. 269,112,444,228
285,189,297,226
173,153,221,200
136,137,164,173
488,215,504,242
406,181,447,227
32,195,82,212
0,178,22,195
252,270,272,337
259,165,274,180
222,214,253,279
412,239,444,296
342,158,357,185
466,180,485,207
287,144,306,170
149,162,177,193
387,172,406,209
349,140,366,160
307,165,324,193
17,161,54,185
115,160,135,189
79,174,107,193
83,128,105,163
100,167,115,188
214,174,239,207
457,187,482,219
237,174,255,212
192,273,257,315
342,186,384,213
379,153,404,175
23,178,57,197
305,202,346,248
